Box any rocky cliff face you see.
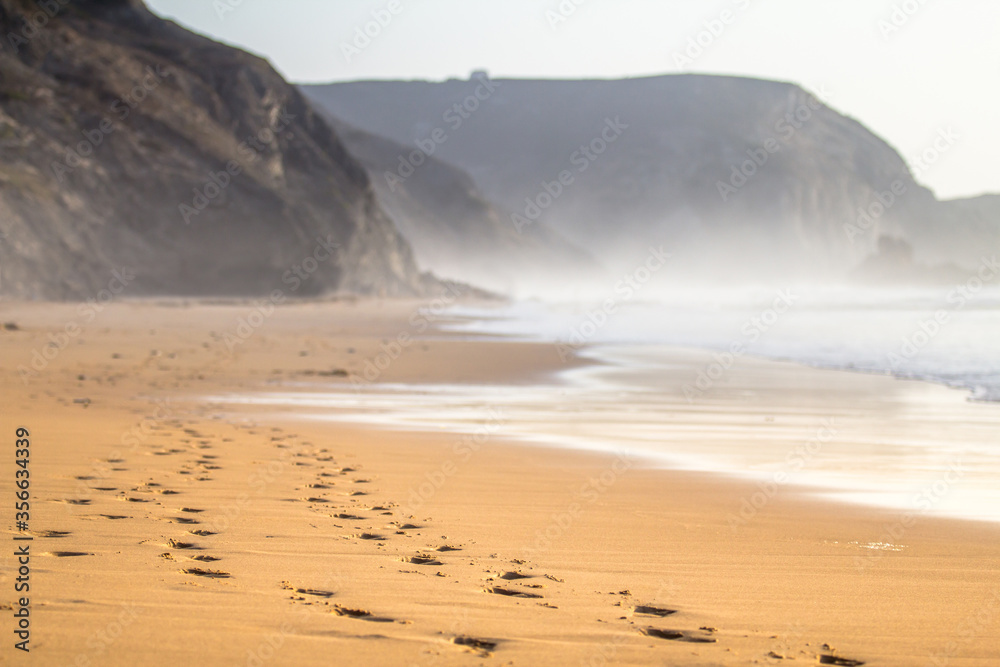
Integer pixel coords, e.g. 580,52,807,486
0,0,431,299
306,111,596,294
305,75,998,281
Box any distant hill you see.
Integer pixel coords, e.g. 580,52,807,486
304,75,999,282
308,111,596,294
0,0,435,299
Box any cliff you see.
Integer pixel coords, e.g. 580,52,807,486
0,0,432,299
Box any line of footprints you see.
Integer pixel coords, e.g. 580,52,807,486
50,416,865,665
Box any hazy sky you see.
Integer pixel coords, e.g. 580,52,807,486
145,0,999,200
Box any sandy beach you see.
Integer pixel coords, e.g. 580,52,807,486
2,299,999,666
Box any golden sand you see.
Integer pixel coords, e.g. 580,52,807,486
1,300,998,665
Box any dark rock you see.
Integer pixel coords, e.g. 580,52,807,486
0,0,434,299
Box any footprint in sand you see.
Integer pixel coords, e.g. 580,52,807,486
188,530,215,536
41,551,93,557
486,586,543,599
819,657,865,666
32,530,71,538
453,636,497,656
641,627,716,643
181,568,230,579
190,555,221,562
408,555,443,566
170,517,200,524
58,499,91,506
358,533,386,541
180,508,204,513
331,605,394,623
633,605,678,617
167,539,200,550
98,514,129,520
280,583,335,598
499,571,533,581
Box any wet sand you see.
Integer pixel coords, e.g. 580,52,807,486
1,299,998,666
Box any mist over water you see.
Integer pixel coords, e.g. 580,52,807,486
213,284,1000,523
446,283,1000,403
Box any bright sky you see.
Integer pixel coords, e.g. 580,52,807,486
145,0,1000,200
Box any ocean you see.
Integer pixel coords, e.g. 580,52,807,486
211,284,1000,525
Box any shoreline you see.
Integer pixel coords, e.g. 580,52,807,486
210,335,1000,526
1,299,998,665
441,295,1000,406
